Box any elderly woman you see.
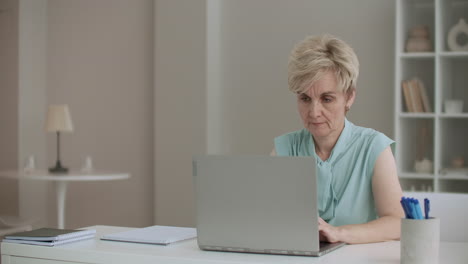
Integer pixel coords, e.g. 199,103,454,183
272,34,404,244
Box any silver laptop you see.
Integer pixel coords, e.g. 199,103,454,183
193,155,345,257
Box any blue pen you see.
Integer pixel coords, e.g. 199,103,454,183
414,199,423,219
408,199,414,218
400,196,409,218
406,198,414,219
411,199,418,219
408,198,418,219
424,198,430,219
403,197,413,219
401,198,410,218
403,197,414,219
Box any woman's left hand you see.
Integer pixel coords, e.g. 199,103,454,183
318,217,342,243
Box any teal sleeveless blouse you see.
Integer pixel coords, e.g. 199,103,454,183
274,119,394,226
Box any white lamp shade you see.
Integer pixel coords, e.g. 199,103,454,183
46,104,74,132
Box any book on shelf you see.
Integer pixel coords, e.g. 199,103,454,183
402,80,414,112
2,227,96,247
100,225,197,245
415,78,432,112
409,79,424,112
401,78,431,113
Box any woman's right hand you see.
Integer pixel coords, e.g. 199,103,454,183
318,217,343,243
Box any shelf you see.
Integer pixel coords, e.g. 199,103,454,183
400,52,435,58
399,172,434,179
439,113,468,118
439,175,468,180
400,113,468,118
396,0,468,193
399,113,435,118
440,52,468,58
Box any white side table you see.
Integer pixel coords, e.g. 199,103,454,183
0,170,130,229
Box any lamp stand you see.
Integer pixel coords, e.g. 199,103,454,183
49,131,68,173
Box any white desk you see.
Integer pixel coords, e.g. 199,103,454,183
0,170,130,229
2,225,468,264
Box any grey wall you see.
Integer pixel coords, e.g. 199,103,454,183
18,0,48,226
216,0,395,155
45,0,154,228
3,0,395,228
153,0,206,227
0,0,19,217
0,0,49,226
2,0,154,230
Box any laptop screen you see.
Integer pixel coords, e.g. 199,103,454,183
193,155,342,256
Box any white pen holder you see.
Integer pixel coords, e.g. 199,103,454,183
401,217,440,264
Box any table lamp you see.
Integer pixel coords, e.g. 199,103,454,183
46,104,74,173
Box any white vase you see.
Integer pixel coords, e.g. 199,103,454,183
447,18,468,51
414,159,433,173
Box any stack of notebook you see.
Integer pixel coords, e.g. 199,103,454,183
2,228,96,246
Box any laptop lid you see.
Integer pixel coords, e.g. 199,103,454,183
193,155,344,257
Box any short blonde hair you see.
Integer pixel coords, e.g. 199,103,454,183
288,34,359,94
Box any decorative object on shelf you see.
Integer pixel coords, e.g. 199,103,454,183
81,156,94,173
414,158,433,174
24,155,35,172
419,184,433,193
46,104,74,173
447,18,468,52
451,156,465,168
444,99,463,113
405,25,432,52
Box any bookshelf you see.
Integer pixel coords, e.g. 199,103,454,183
395,0,468,193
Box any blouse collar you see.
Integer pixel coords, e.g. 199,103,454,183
310,118,352,163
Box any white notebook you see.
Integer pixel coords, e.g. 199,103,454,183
100,225,197,245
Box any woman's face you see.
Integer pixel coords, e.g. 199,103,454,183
297,71,355,141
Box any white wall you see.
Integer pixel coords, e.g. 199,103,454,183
0,0,49,227
46,0,154,228
154,0,395,226
3,0,154,230
153,0,206,227
17,0,48,227
4,0,395,228
216,0,395,154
